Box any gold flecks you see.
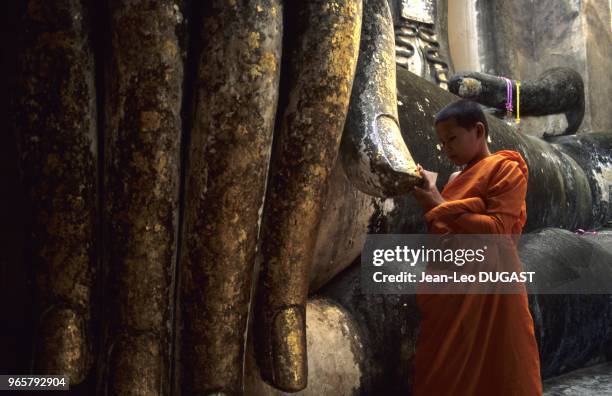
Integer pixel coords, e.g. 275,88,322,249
179,1,282,393
238,229,247,243
247,31,260,49
260,51,278,74
236,124,248,136
326,14,361,80
248,51,278,80
272,307,306,389
140,111,162,131
156,152,168,173
103,3,183,394
255,1,362,391
163,38,177,60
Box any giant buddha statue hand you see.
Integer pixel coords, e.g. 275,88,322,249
14,0,423,394
449,67,585,137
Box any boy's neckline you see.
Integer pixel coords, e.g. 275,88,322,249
460,152,493,174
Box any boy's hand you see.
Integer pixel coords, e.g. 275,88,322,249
413,164,445,212
416,164,438,189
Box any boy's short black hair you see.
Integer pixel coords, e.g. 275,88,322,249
434,99,489,137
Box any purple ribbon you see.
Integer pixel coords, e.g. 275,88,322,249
502,77,513,112
574,228,599,235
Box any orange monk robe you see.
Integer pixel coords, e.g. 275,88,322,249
413,150,543,396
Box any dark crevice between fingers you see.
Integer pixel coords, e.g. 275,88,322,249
171,1,204,394
90,0,110,393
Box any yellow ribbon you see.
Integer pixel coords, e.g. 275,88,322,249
516,81,521,124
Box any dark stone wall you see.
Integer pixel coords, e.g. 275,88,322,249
0,0,28,378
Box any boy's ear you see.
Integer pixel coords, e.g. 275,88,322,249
475,122,487,139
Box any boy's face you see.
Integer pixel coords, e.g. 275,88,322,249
435,118,485,166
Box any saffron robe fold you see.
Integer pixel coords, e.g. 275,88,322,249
413,150,543,396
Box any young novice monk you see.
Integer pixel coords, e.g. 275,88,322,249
411,99,542,395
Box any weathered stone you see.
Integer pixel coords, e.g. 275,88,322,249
451,0,612,134
254,0,363,391
245,299,364,396
340,0,421,198
178,1,282,394
449,67,585,136
391,0,452,89
549,132,612,229
543,362,612,395
255,228,612,395
518,228,612,378
103,1,184,394
4,1,612,393
15,0,97,385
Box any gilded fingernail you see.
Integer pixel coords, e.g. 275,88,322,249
271,306,307,391
35,307,89,384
